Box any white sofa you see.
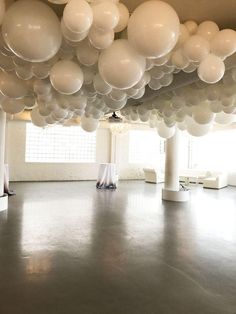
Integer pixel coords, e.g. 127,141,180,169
203,172,228,189
143,168,164,184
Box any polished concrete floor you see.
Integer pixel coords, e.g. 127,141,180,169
0,181,236,314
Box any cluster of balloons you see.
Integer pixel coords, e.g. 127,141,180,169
0,0,235,133
121,69,236,138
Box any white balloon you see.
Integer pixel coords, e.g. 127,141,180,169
171,49,189,69
183,35,210,62
89,27,114,50
1,98,25,114
149,66,164,79
92,1,119,31
61,19,88,42
24,95,36,109
148,78,162,90
103,96,127,110
128,1,179,58
198,54,225,84
31,107,47,127
32,63,50,79
131,87,145,99
76,39,99,66
184,20,198,35
15,65,33,80
63,0,93,33
159,73,173,86
192,103,215,124
34,79,52,95
0,71,28,99
186,116,212,137
0,52,14,71
197,21,219,41
215,112,235,125
98,39,146,89
157,121,175,139
114,3,129,33
109,89,126,101
50,60,84,95
81,115,99,132
2,0,62,62
210,29,236,58
175,24,190,49
48,0,68,3
209,100,222,113
93,73,112,95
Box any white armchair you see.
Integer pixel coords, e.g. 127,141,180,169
203,172,228,189
143,168,164,184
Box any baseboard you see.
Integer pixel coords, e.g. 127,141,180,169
0,194,8,212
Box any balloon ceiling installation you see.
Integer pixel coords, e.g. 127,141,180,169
0,0,235,135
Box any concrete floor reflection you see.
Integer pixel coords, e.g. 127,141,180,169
0,181,236,314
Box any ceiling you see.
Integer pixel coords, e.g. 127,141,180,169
6,0,236,29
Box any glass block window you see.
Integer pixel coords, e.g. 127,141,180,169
129,130,164,165
25,123,96,163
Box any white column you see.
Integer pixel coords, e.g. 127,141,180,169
162,129,189,202
164,129,180,191
0,109,8,211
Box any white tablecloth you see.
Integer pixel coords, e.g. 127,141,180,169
96,163,117,189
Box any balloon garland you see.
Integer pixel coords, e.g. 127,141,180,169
0,0,235,135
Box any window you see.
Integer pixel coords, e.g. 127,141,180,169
190,129,236,171
129,130,165,167
25,123,96,163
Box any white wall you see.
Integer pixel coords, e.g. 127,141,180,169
6,121,111,181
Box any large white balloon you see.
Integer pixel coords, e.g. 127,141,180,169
198,54,225,84
2,0,62,62
92,1,119,31
114,3,129,33
0,71,28,99
183,35,210,62
63,0,93,33
98,39,146,89
210,29,236,58
50,60,84,95
127,0,180,58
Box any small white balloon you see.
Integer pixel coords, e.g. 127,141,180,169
92,1,119,31
197,21,219,41
31,107,47,127
76,39,99,66
1,98,25,114
114,3,129,33
215,112,235,125
0,71,28,99
89,27,114,50
198,54,225,84
81,115,99,132
184,20,198,35
183,35,210,62
93,73,112,95
63,0,93,33
210,29,236,58
157,121,175,139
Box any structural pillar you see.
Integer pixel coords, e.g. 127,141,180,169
0,109,8,212
162,129,189,202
